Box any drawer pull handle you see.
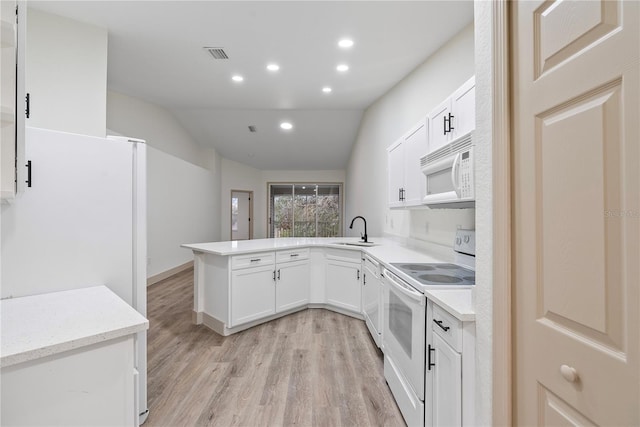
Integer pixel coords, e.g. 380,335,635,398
428,344,435,370
290,254,299,257
433,319,450,332
250,258,261,262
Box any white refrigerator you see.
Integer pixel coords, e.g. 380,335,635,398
1,126,149,424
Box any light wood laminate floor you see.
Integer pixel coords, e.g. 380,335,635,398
145,267,405,427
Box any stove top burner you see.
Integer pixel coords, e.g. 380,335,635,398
397,264,435,271
390,262,475,287
419,274,463,283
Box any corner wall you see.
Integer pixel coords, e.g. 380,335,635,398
26,8,107,137
345,23,475,246
107,92,221,279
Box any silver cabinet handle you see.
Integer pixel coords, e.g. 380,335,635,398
290,253,299,257
250,258,261,262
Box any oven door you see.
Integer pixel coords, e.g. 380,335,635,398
383,269,426,400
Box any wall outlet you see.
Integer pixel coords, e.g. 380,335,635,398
147,257,151,266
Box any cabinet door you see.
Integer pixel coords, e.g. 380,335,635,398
402,120,428,206
276,259,310,312
450,76,475,140
325,259,361,313
387,139,404,208
230,265,275,327
362,268,379,331
428,99,452,153
432,333,462,427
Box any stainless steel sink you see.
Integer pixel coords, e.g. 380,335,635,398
332,241,377,247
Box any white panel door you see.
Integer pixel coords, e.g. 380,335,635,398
275,259,310,312
432,333,462,427
450,76,475,139
512,1,639,425
230,265,275,327
387,139,404,208
402,120,428,206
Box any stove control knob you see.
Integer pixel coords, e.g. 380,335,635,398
456,237,462,245
464,235,470,243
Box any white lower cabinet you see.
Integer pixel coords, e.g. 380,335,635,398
325,249,362,314
431,333,462,426
362,255,382,347
276,259,310,312
230,264,276,327
230,249,311,328
426,301,475,427
2,337,137,426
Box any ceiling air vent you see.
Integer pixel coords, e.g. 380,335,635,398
204,47,228,59
248,125,257,133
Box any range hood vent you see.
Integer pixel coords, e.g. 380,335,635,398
204,47,229,59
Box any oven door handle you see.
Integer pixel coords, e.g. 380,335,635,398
384,270,425,305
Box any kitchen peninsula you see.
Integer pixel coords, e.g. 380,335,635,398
182,237,475,335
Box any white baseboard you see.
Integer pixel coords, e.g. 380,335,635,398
147,261,193,286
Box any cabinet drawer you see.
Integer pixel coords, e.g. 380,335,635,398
324,248,362,263
231,252,275,270
276,248,310,264
431,304,462,352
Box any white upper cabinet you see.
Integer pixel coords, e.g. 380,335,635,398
428,76,475,153
450,76,476,140
387,138,404,208
427,99,452,153
0,1,26,202
387,119,428,208
403,121,428,206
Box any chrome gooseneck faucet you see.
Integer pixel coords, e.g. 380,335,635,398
349,216,368,243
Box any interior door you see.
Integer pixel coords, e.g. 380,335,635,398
512,1,639,425
231,190,251,240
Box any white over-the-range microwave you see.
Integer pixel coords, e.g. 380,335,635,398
420,131,474,209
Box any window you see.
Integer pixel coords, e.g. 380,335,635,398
268,183,342,238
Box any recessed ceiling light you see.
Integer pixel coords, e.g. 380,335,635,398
322,87,332,93
280,122,293,130
338,39,354,48
232,75,244,82
266,63,280,72
336,64,349,72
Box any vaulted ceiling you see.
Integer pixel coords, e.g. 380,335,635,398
30,1,474,170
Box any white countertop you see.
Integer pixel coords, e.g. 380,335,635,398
183,237,475,321
1,286,149,368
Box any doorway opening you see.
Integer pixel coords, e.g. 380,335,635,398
231,190,253,241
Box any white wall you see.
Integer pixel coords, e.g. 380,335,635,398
26,9,107,137
107,92,221,278
345,23,475,247
146,146,219,277
220,160,346,240
107,91,216,170
473,2,496,425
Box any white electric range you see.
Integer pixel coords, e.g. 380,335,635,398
382,229,475,427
